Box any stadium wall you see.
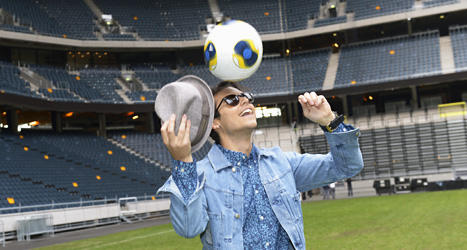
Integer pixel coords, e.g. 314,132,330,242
0,199,169,234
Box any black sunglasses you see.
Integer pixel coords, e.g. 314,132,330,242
215,92,255,113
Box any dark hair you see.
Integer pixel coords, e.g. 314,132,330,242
209,81,249,145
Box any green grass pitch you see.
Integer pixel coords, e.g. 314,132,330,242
39,189,467,250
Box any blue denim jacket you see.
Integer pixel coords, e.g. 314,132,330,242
157,127,363,250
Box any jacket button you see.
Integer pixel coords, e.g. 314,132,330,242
235,214,240,219
232,167,236,173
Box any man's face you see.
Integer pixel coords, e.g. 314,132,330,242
213,87,257,135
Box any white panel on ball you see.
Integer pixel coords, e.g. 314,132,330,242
203,20,263,82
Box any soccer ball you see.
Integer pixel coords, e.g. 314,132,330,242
204,20,263,82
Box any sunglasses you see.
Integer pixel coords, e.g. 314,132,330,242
215,92,255,113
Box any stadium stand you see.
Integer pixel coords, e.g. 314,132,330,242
0,0,463,39
108,131,212,167
1,27,446,101
77,68,124,103
283,0,324,32
182,56,290,96
125,90,157,102
299,118,460,180
103,33,137,41
334,30,441,88
314,16,347,27
217,0,283,34
0,60,40,98
0,0,84,39
0,24,35,34
37,88,82,102
92,0,211,41
179,64,222,87
346,0,415,20
32,0,98,40
28,65,84,102
132,64,180,89
27,65,105,102
237,56,290,96
423,0,459,9
449,25,467,72
290,49,331,93
0,130,171,212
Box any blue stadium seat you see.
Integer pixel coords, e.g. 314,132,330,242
0,130,172,213
93,0,211,41
449,25,467,72
334,31,442,88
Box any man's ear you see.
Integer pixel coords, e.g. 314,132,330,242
212,118,221,130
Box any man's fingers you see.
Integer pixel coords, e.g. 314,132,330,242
160,120,170,145
183,119,191,145
177,114,187,140
317,95,326,106
309,92,318,106
167,114,177,141
303,92,312,105
298,94,307,104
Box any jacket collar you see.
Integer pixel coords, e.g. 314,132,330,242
207,143,274,172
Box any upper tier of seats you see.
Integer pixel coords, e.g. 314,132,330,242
346,0,415,20
334,31,442,88
283,0,324,32
450,25,467,72
93,0,211,41
0,0,461,40
0,130,171,212
0,0,98,40
217,0,282,34
2,29,465,102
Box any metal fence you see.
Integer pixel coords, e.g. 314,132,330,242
0,221,4,247
0,193,170,215
16,215,54,242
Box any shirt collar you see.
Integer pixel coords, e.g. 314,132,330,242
217,144,257,167
207,143,260,172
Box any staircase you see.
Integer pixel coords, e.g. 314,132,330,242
322,52,340,90
107,138,170,171
439,36,456,74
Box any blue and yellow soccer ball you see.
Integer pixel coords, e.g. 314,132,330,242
204,20,263,82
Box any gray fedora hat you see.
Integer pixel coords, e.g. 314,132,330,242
154,75,214,153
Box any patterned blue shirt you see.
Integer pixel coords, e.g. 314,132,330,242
171,144,290,249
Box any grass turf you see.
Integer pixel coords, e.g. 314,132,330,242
39,189,467,250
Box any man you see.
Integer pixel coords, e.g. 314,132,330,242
158,81,363,249
329,182,336,199
346,178,353,197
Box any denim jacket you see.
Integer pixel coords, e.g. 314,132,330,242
157,127,363,250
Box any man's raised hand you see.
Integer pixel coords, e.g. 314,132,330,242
161,114,193,162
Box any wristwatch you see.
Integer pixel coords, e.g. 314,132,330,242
320,112,345,132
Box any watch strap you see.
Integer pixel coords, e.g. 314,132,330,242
320,112,345,132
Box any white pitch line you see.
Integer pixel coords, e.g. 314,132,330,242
82,229,174,249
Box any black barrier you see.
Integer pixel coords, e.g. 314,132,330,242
394,177,410,185
427,180,467,191
373,179,392,195
411,178,428,192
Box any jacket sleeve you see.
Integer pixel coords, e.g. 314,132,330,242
157,161,208,238
285,124,364,192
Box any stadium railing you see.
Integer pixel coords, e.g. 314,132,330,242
0,220,4,247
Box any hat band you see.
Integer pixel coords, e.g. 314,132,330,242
190,83,211,146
